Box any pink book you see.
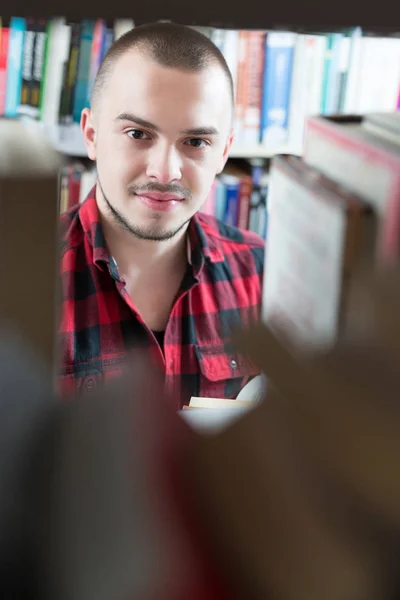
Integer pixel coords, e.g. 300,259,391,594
0,25,10,116
201,178,217,216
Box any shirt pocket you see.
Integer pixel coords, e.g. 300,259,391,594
195,342,259,400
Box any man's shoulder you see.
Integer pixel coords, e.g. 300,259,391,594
197,212,265,251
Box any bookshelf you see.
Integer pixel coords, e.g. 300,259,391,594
6,0,400,33
35,122,303,159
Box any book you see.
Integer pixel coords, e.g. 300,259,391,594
304,114,400,262
0,118,63,375
262,154,377,350
362,111,400,147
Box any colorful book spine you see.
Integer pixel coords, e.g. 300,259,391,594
260,31,296,146
214,179,227,221
18,16,35,116
222,175,240,226
59,21,81,124
242,31,265,146
4,16,26,117
0,18,10,116
201,179,217,216
72,19,95,122
87,19,105,105
30,18,47,117
324,32,345,114
100,25,114,62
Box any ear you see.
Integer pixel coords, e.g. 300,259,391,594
216,129,234,175
81,108,97,161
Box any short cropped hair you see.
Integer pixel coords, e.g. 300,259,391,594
91,21,234,111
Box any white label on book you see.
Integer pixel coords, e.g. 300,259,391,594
262,167,346,348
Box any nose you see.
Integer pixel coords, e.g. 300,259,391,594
146,142,182,183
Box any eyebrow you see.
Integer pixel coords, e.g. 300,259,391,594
115,112,219,136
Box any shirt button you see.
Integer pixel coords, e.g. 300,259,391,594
84,378,95,392
230,359,238,370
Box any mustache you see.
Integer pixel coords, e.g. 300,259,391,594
128,182,192,200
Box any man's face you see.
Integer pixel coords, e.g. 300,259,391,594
81,49,233,241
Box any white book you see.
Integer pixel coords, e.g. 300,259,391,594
288,34,326,151
343,28,364,114
223,30,239,102
40,18,71,125
356,37,400,114
79,168,97,203
113,18,134,40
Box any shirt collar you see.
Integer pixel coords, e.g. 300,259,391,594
79,186,224,278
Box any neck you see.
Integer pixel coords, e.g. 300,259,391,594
96,186,189,278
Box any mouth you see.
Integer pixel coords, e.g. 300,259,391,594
135,192,184,212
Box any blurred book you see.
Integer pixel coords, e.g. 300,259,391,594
262,153,377,350
0,118,62,373
304,114,400,261
361,111,400,146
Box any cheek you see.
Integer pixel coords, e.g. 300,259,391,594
183,156,220,201
96,135,144,187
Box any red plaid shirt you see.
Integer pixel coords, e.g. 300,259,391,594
58,188,264,408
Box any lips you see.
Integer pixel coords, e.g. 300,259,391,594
136,191,184,202
135,192,183,212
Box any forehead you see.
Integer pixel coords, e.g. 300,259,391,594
101,49,232,129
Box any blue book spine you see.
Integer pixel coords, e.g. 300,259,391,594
223,177,240,226
215,179,227,221
100,28,114,62
72,19,95,122
4,17,26,117
260,32,296,146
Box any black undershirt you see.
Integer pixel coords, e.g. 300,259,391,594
152,330,165,351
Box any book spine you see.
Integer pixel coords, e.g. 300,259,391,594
5,17,26,117
0,21,10,116
30,18,47,118
234,31,249,145
113,18,134,40
87,19,104,106
100,25,114,62
41,19,71,125
222,30,239,99
248,162,264,235
337,28,356,113
59,21,81,124
210,28,225,52
260,31,296,146
325,33,345,115
72,19,95,122
237,176,253,230
223,177,240,226
38,18,51,118
215,179,227,221
242,31,265,146
342,27,363,113
201,179,217,216
18,17,35,116
320,33,333,115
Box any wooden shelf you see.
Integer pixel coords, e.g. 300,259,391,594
8,0,400,34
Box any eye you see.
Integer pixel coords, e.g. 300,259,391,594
126,129,151,140
185,138,209,149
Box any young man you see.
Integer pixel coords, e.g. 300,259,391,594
58,22,265,408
